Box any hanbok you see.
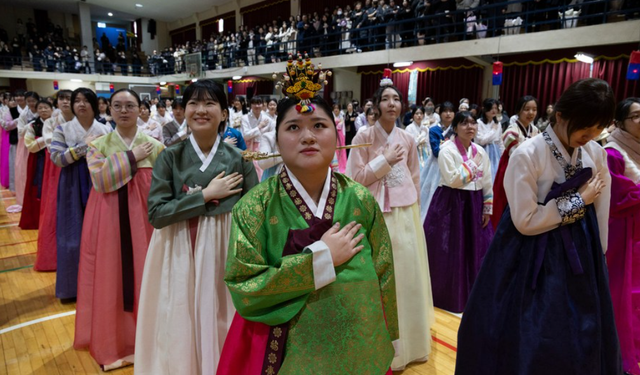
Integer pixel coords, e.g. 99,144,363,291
604,128,640,375
256,128,282,182
3,106,23,195
74,130,163,368
19,118,47,229
455,126,621,375
15,107,37,206
218,169,398,375
405,121,430,170
475,118,503,182
34,112,68,271
50,118,112,299
347,122,433,371
134,136,258,375
491,121,540,230
425,137,494,313
137,117,163,142
419,123,453,222
242,111,272,180
0,106,9,188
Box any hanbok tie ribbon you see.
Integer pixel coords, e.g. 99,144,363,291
531,167,592,289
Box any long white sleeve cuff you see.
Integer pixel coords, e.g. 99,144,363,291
369,154,392,179
304,240,336,290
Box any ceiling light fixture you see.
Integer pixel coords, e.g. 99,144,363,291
393,61,413,68
191,78,198,82
575,53,594,64
159,81,166,85
71,79,83,83
135,3,143,7
108,12,113,17
232,75,242,80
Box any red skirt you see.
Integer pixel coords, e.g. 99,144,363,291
217,313,394,375
491,143,517,232
73,169,154,366
19,150,45,229
34,150,61,271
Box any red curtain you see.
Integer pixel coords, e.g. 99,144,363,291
498,56,638,114
499,60,591,114
594,57,640,102
230,77,274,102
241,0,291,30
416,68,483,106
360,66,483,106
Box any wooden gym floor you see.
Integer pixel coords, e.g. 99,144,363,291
0,188,460,374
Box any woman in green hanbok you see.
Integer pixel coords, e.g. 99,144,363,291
218,56,399,375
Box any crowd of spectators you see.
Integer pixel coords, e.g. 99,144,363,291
154,0,640,71
1,0,638,74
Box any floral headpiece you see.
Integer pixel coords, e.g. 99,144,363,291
274,53,332,114
380,68,394,87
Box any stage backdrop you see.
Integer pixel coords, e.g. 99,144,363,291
498,43,639,114
359,59,485,107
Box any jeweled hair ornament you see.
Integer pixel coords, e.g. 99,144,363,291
273,53,331,114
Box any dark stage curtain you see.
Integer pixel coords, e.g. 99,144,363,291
360,65,484,106
499,60,591,114
499,55,638,113
230,77,275,102
201,11,237,39
241,0,291,30
170,25,196,47
594,57,640,102
416,67,483,106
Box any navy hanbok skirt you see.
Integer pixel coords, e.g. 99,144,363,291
455,168,622,375
55,158,92,299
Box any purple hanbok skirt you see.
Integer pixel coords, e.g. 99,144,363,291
424,186,494,313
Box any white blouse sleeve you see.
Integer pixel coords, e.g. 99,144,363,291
437,145,475,189
504,149,563,236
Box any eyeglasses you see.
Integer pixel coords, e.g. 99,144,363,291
625,114,640,123
111,103,138,112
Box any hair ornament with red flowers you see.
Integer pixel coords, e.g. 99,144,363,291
273,53,331,114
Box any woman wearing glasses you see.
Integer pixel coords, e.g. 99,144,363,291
604,97,640,375
424,111,494,313
73,89,164,370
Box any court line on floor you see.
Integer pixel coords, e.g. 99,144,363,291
0,223,18,228
0,311,76,335
0,239,37,248
0,264,33,274
432,335,457,352
0,251,36,261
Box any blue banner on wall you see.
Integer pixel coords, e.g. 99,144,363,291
96,27,127,50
